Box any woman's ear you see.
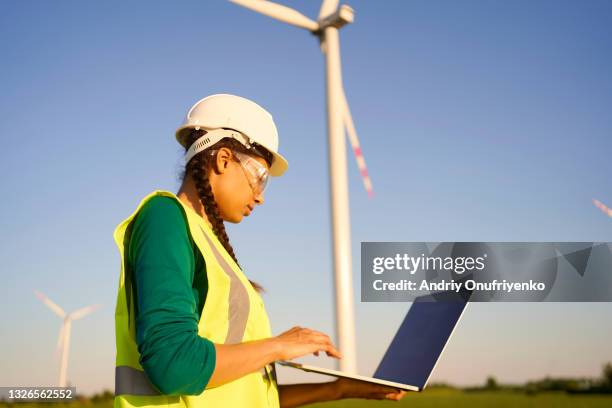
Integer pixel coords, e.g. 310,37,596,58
213,147,233,175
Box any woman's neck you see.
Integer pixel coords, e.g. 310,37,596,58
176,177,214,230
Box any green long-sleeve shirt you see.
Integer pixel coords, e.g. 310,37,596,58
127,196,216,395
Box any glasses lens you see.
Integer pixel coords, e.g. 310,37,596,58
235,152,269,195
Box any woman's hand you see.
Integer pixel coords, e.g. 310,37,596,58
333,378,408,401
273,326,342,361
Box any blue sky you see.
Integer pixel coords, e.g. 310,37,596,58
1,0,611,394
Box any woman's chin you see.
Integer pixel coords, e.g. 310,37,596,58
225,213,244,224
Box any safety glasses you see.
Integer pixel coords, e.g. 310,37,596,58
233,151,269,196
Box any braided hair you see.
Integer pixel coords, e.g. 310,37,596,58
180,128,273,293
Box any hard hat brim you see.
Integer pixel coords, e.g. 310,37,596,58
175,126,194,148
268,151,288,177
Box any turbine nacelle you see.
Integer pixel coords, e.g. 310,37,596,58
317,4,354,33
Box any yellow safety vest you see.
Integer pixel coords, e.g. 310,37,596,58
113,190,280,408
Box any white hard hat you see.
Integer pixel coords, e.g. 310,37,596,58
175,94,288,177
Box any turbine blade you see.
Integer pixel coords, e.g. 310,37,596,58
70,304,102,321
341,89,374,198
319,0,340,20
229,0,319,31
34,290,65,318
593,199,612,218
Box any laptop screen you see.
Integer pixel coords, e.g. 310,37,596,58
373,291,468,390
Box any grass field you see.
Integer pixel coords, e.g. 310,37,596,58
3,389,612,408
308,388,612,407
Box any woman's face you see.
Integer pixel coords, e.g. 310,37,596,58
209,147,269,223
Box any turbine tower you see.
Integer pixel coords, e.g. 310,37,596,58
34,290,101,387
230,0,374,373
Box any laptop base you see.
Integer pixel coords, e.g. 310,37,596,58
277,360,421,392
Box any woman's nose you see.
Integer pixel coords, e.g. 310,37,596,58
254,191,264,205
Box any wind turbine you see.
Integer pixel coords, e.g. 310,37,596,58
34,290,101,387
229,0,374,373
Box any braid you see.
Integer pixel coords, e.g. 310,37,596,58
189,148,242,268
184,129,266,293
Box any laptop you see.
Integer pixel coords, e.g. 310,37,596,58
278,290,470,392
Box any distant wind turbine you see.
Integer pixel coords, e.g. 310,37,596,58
229,0,374,373
34,290,101,387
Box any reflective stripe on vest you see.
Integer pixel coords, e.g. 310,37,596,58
115,365,275,397
115,366,161,396
200,227,250,345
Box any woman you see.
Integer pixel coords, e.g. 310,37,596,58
113,94,407,408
